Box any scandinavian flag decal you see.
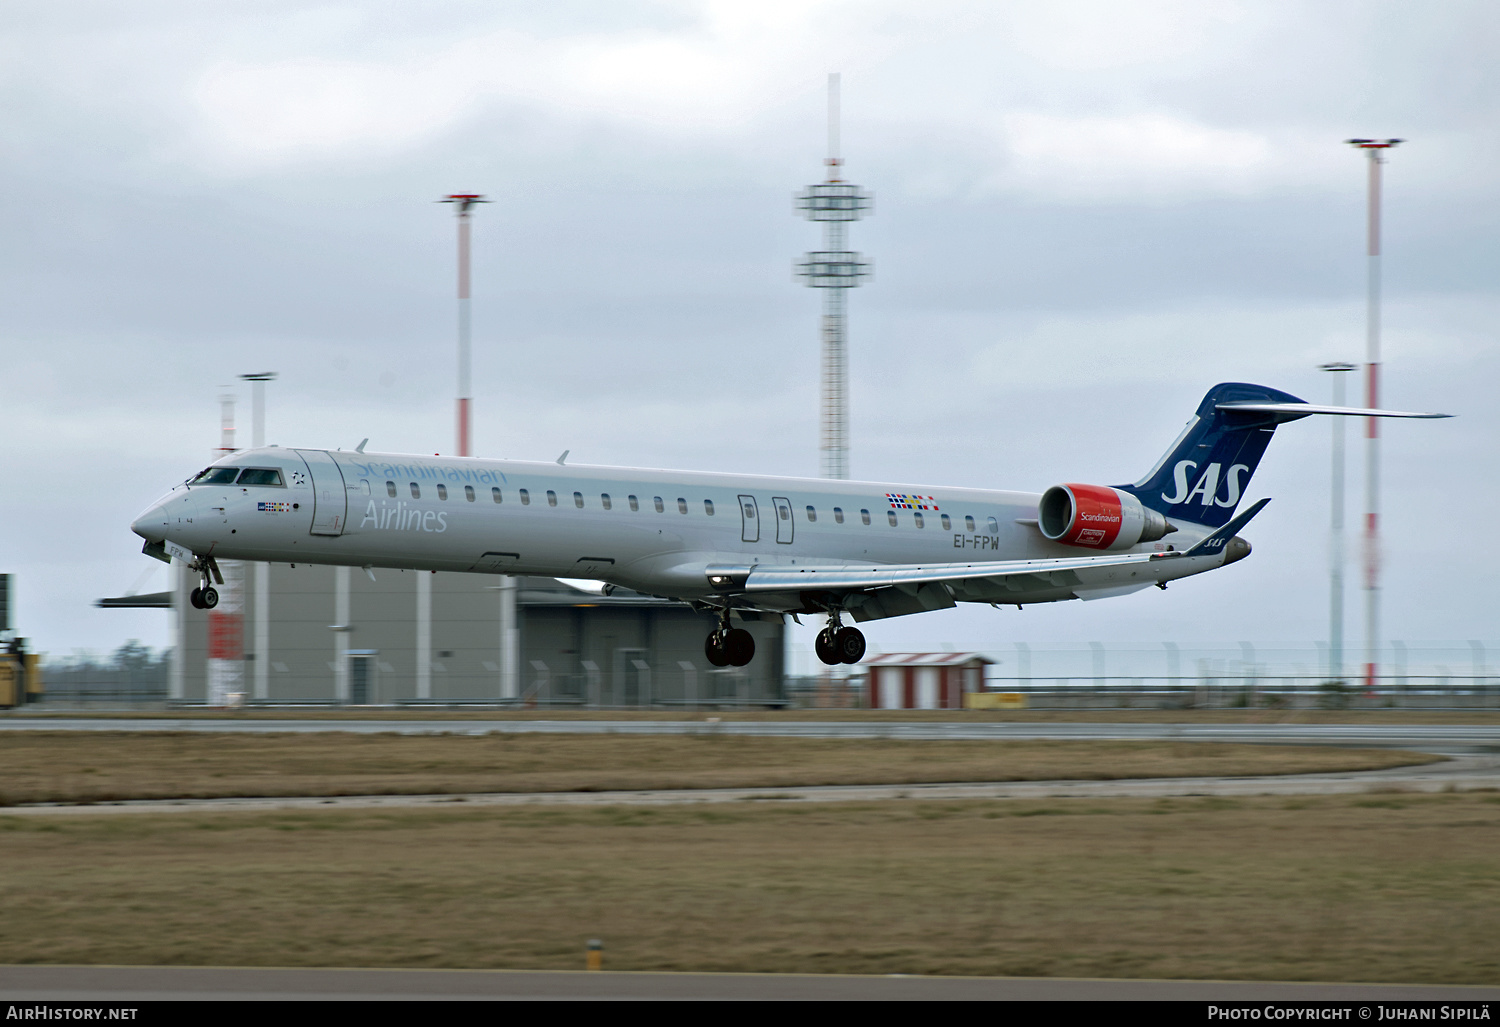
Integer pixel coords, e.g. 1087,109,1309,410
886,493,939,511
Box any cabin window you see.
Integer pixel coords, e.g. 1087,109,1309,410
965,515,975,532
628,495,639,512
236,468,284,487
410,483,420,499
914,512,925,528
779,505,790,521
987,517,999,533
806,505,817,522
492,487,503,504
601,494,612,511
861,509,871,525
941,514,951,530
654,497,665,513
436,484,448,501
387,481,398,498
834,507,844,524
574,491,584,509
547,490,558,507
704,500,714,515
359,479,371,496
189,467,240,485
677,498,688,514
465,485,475,502
519,489,530,505
887,510,898,527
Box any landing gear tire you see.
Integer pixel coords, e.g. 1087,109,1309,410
189,587,203,610
706,628,755,668
814,628,840,666
724,628,755,667
705,632,729,668
199,586,219,610
835,626,866,664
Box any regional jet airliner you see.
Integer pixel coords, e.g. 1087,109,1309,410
131,383,1446,667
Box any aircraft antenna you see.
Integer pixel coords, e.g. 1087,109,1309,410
797,73,870,480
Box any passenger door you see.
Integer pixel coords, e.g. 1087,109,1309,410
772,496,794,544
295,450,347,536
738,495,760,543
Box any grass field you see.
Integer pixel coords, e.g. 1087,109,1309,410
0,733,1437,805
1,793,1497,982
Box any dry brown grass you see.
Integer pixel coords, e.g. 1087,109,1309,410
1,793,1497,982
0,732,1435,805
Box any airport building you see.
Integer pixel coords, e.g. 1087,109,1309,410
864,652,992,710
154,562,785,706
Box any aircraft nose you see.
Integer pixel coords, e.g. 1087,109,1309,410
132,499,169,543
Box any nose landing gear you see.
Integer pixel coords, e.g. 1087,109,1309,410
187,555,224,610
704,608,755,668
814,612,866,666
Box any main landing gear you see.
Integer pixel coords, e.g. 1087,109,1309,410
187,555,224,611
704,609,755,668
814,613,866,666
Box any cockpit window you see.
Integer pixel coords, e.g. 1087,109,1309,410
235,468,284,487
189,468,240,485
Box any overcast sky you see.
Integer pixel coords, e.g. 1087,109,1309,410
2,1,1496,662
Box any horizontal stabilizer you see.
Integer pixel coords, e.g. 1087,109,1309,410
1216,401,1451,419
1180,497,1271,558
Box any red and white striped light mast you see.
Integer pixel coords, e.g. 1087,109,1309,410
438,192,516,702
1345,138,1402,692
798,73,870,481
440,193,489,456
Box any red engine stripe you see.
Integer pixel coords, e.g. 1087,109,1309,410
1062,483,1123,549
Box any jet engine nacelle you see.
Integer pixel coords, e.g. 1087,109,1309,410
1039,483,1173,551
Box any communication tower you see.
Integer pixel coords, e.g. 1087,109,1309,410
797,74,870,480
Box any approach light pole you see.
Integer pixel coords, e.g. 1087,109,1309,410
438,193,515,702
439,194,489,458
239,372,277,702
1346,138,1401,693
1320,361,1356,684
239,372,277,449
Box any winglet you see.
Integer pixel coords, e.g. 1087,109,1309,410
355,438,369,454
1176,497,1271,559
556,450,569,466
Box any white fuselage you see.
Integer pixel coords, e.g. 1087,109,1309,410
132,447,1227,613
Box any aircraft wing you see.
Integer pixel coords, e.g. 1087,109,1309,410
733,551,1164,593
708,497,1272,608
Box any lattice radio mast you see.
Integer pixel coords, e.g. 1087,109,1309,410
797,74,870,480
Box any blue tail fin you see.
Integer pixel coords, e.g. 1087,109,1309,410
1115,382,1306,529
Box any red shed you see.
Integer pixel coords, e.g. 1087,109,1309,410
864,652,994,710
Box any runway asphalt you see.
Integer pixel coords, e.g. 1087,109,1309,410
4,752,1496,817
2,965,1498,1001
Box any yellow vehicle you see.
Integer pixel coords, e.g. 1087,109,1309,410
0,646,41,708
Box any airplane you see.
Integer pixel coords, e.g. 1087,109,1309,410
130,382,1447,668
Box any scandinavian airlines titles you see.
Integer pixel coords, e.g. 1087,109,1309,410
1161,461,1250,508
